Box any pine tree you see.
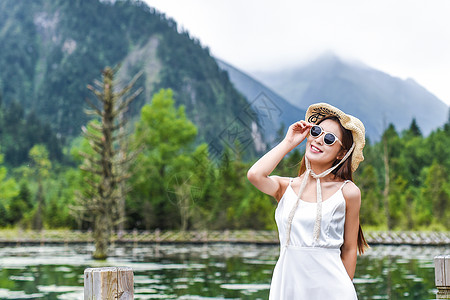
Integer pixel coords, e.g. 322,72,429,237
28,144,51,230
407,118,422,137
77,67,142,259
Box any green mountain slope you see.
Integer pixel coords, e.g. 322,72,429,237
0,0,262,164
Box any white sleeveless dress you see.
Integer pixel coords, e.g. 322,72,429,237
269,179,358,300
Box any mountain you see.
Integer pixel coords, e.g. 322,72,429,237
251,53,449,140
2,0,446,167
0,0,264,164
216,59,305,146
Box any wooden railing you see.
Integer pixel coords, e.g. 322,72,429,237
0,229,449,245
364,231,450,245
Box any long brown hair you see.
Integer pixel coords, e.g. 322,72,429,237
298,116,368,255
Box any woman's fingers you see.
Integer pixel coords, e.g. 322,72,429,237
284,121,314,146
291,120,312,132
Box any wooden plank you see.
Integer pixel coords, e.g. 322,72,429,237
84,267,133,299
435,256,445,287
93,267,117,299
118,267,134,299
84,268,94,300
435,255,450,299
446,255,450,287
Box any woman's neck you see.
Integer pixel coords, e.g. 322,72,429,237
309,161,334,177
300,164,338,183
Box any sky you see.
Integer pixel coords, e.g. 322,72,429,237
143,0,450,106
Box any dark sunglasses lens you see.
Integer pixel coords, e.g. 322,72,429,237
310,126,322,137
324,133,336,145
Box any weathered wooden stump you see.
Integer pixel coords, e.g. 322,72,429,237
435,255,450,299
84,267,133,299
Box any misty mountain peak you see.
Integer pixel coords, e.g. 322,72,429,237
245,54,448,140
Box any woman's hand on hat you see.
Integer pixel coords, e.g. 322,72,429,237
284,120,313,148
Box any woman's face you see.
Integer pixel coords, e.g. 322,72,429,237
305,119,344,167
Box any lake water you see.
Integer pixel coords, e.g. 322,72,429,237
0,243,445,299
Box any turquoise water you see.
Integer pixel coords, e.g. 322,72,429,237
0,243,444,299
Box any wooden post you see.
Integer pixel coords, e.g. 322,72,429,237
84,267,133,299
435,255,450,299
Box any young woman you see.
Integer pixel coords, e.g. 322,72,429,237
247,103,367,299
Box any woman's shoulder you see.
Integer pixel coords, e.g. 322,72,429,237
341,181,361,207
270,176,293,202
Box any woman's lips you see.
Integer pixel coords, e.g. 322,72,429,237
310,144,322,153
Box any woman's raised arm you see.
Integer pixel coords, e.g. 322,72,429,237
247,121,312,199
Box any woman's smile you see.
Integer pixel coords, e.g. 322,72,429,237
310,144,323,153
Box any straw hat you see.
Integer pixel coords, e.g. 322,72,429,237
305,103,365,172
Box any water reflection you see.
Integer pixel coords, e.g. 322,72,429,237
0,243,445,299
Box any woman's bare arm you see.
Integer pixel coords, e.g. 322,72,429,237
340,182,361,280
247,121,312,199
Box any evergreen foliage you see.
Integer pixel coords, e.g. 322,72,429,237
0,0,257,155
28,144,52,230
76,67,142,259
0,100,63,166
1,98,449,232
128,88,200,230
0,151,19,226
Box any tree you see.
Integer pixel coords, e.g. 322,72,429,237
215,147,244,229
8,181,32,226
28,144,52,230
0,150,19,226
381,123,402,230
422,161,450,229
44,167,80,229
406,118,422,137
129,88,199,230
427,128,450,172
185,144,218,229
77,66,142,259
356,164,384,227
0,152,18,201
388,175,408,229
382,125,392,229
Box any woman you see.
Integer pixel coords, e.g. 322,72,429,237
247,103,368,299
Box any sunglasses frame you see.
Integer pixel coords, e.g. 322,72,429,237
309,125,343,147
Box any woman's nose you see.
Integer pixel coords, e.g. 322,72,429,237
316,134,324,145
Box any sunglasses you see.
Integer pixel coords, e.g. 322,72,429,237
309,125,343,147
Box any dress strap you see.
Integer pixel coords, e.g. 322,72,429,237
288,177,294,186
339,180,352,190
